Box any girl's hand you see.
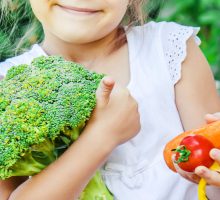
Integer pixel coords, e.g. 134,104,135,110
172,154,201,184
194,113,220,186
84,76,141,148
0,76,140,200
205,113,220,124
173,113,220,197
194,149,220,187
173,148,220,186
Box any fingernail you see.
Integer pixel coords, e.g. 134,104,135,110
195,167,207,176
210,148,219,158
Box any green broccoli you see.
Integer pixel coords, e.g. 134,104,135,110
0,56,113,199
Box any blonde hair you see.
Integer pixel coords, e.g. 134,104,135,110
123,0,147,26
0,0,147,61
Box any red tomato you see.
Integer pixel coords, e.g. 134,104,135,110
173,135,214,172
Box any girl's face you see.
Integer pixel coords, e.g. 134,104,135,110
29,0,129,44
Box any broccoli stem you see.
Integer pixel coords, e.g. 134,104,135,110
8,152,47,177
7,139,57,178
79,171,114,200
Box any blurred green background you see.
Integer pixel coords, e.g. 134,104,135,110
147,0,220,83
1,0,220,84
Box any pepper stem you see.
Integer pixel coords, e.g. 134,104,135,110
172,145,191,164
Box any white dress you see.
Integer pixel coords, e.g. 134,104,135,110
0,21,202,200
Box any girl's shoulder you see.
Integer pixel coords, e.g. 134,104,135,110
130,21,200,43
0,44,46,76
128,21,201,84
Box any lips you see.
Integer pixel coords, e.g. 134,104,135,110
58,5,100,14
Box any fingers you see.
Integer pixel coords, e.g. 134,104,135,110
96,76,115,108
205,113,220,124
210,149,220,163
194,149,220,186
195,166,220,187
171,155,200,183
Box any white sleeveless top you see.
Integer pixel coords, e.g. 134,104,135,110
0,21,201,200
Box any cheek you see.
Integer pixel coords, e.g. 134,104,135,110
98,1,128,33
29,0,51,23
106,0,129,20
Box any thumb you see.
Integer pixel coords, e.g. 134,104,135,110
96,76,115,107
205,113,220,124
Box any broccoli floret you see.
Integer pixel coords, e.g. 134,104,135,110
0,56,113,199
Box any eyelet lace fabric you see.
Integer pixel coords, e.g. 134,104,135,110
162,23,201,84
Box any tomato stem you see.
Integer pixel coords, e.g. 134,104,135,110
172,145,191,164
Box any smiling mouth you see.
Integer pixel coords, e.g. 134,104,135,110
57,5,101,15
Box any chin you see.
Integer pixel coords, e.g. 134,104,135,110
56,29,109,44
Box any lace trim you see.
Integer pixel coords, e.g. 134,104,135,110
163,24,200,84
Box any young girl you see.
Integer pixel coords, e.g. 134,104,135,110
0,0,220,199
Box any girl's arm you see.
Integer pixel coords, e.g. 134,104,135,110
0,177,28,199
0,77,140,200
175,37,220,189
175,37,220,131
205,113,220,124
